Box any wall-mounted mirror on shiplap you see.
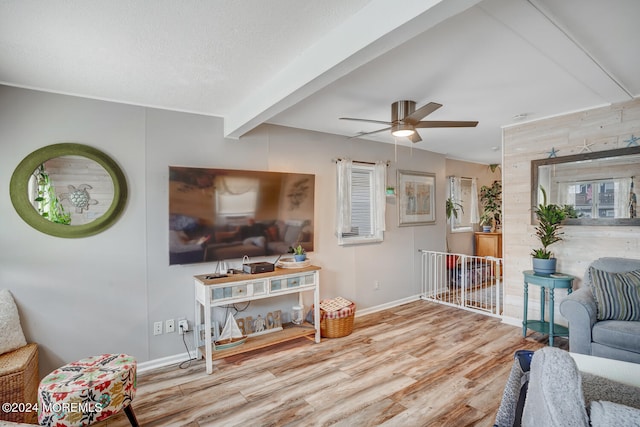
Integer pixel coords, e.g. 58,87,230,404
531,146,640,226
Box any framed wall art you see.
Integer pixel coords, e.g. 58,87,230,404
398,170,436,226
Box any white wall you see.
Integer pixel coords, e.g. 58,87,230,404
0,85,148,375
1,85,448,375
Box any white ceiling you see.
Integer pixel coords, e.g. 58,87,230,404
1,0,639,164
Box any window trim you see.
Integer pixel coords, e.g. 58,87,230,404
337,162,384,245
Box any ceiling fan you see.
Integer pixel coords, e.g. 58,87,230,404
340,100,478,143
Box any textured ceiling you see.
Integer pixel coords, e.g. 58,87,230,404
1,0,639,164
0,0,371,113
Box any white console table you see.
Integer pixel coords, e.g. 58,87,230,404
194,265,321,374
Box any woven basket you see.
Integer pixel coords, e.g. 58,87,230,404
320,304,356,338
320,313,355,338
0,343,38,424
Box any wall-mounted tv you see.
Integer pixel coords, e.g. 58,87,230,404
168,166,315,265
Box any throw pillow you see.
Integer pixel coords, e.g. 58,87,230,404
0,289,27,354
266,225,279,242
588,267,640,321
590,401,640,427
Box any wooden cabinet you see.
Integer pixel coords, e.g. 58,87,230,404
475,232,502,259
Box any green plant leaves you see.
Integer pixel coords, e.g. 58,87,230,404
480,180,502,227
532,186,565,258
34,164,71,225
446,198,463,220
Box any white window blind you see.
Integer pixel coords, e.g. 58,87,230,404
336,160,385,245
348,169,373,236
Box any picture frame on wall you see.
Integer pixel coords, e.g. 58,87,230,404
397,170,436,226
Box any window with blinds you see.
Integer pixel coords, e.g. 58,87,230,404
339,164,383,244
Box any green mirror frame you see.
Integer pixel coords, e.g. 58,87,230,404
10,143,128,238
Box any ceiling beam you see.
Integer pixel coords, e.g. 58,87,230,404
224,0,482,139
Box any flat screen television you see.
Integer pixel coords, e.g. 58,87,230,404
168,166,315,265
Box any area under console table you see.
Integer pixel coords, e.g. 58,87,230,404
194,265,321,374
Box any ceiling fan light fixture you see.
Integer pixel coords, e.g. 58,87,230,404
391,123,415,137
340,100,477,141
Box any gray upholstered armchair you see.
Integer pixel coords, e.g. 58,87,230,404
559,257,640,364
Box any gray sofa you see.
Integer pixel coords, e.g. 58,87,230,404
559,257,640,364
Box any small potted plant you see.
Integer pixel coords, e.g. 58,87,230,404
289,244,307,262
531,186,566,274
479,212,493,232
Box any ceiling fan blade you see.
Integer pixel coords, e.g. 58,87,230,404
340,117,392,126
414,120,479,128
408,132,422,143
349,127,391,138
404,102,443,124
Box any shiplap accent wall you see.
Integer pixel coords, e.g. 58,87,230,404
45,156,114,224
502,98,640,321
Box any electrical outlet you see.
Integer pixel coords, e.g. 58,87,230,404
166,319,175,333
153,321,162,335
374,280,380,290
178,319,189,334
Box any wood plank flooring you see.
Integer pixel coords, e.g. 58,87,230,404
97,300,566,427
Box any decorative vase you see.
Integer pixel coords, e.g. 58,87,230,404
292,304,304,325
532,257,557,275
482,225,492,232
294,254,306,262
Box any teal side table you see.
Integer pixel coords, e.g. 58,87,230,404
522,270,574,346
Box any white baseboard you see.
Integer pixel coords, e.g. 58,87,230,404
355,294,422,317
138,352,196,373
501,315,522,328
138,295,423,373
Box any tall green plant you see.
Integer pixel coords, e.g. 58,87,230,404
34,164,71,225
480,180,502,228
531,186,565,259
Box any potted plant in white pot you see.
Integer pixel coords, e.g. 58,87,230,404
480,212,493,232
531,186,566,274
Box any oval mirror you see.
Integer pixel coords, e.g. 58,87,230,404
10,143,128,237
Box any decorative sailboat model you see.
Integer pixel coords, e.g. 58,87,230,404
214,313,247,350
